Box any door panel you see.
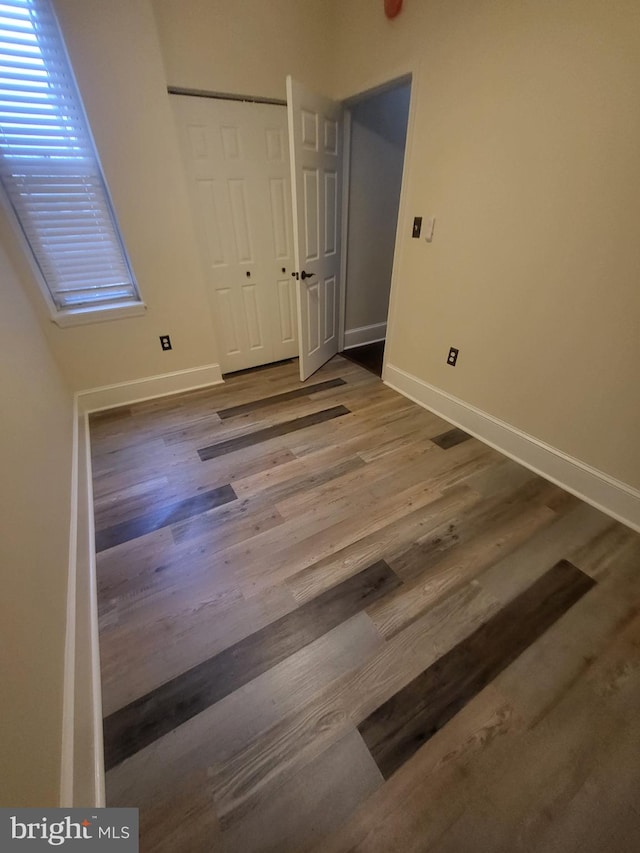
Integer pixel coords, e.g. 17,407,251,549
324,171,338,255
269,178,291,259
196,180,226,266
221,125,241,160
242,283,264,349
287,77,343,380
277,278,296,341
217,288,241,355
265,126,286,162
303,169,320,261
228,180,254,263
172,96,297,373
307,280,320,353
325,275,336,343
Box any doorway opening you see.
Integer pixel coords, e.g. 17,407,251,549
339,77,412,377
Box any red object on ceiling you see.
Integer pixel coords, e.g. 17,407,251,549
385,0,403,19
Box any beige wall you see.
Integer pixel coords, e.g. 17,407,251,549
333,0,640,489
346,83,410,333
0,228,73,806
2,0,637,808
152,0,334,100
23,0,220,392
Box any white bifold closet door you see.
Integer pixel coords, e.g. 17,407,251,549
172,95,298,373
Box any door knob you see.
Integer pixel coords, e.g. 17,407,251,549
300,270,315,280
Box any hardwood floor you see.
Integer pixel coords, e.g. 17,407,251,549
90,356,640,852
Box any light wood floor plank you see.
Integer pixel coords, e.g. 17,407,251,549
219,730,383,853
286,485,481,605
369,501,556,639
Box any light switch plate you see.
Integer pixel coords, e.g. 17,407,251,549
425,216,436,242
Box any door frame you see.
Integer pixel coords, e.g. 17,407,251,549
337,69,418,381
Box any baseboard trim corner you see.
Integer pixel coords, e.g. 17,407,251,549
343,322,387,350
77,362,224,413
384,363,640,533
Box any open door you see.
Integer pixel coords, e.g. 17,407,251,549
287,76,343,381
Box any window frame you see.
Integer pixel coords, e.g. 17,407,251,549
0,0,145,327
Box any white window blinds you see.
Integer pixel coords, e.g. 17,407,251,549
0,0,140,311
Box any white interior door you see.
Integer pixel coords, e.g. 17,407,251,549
172,96,298,373
287,77,343,381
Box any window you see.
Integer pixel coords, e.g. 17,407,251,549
0,0,143,324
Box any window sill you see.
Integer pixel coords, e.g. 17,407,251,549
52,301,147,328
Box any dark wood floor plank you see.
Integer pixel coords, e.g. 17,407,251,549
217,377,347,419
103,559,401,770
95,484,237,552
358,559,595,779
432,427,472,450
198,405,351,461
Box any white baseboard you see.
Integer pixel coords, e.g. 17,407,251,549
59,397,79,807
61,360,225,803
384,363,640,533
77,362,224,413
343,322,387,350
60,408,105,807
